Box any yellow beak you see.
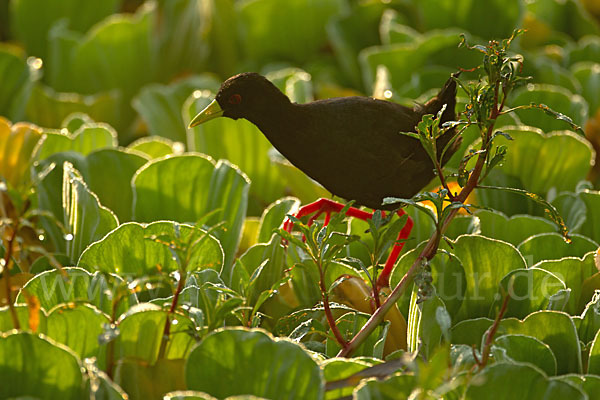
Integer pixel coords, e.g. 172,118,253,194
188,99,224,128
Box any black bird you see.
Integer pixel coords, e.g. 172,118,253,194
189,72,459,210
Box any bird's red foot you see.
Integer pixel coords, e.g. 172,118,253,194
283,198,413,289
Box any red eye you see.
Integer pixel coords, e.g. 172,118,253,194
228,94,242,105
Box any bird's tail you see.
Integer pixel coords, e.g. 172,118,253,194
423,72,460,123
425,72,461,165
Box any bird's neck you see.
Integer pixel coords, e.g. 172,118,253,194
247,100,301,150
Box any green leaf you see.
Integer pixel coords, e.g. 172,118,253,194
78,221,223,275
568,36,600,65
185,328,324,399
237,0,343,66
528,57,582,94
56,7,155,104
0,304,48,333
85,149,149,221
204,0,239,77
326,1,387,88
321,358,375,400
443,214,480,241
555,374,600,399
267,68,315,104
572,62,600,115
380,12,421,45
132,154,249,271
415,0,523,41
493,268,566,319
16,267,136,316
428,252,466,319
152,0,214,81
0,331,83,399
499,311,582,374
475,209,557,246
511,85,588,132
46,303,109,366
417,295,447,358
492,334,557,376
479,125,595,194
156,270,225,326
360,29,481,93
451,235,526,322
232,235,286,305
578,190,600,243
35,123,117,161
9,0,118,60
525,0,600,44
271,152,331,204
587,328,600,374
115,305,196,363
62,162,118,262
552,191,587,233
34,149,148,227
113,358,186,400
353,374,416,399
132,75,220,142
128,136,180,159
464,362,585,399
518,233,598,266
578,291,600,344
534,252,598,315
450,317,493,347
84,366,128,400
26,83,122,132
257,197,300,244
477,185,570,239
0,46,36,121
61,112,95,132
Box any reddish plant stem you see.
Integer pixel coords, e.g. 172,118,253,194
476,292,510,370
158,272,186,360
435,160,456,201
105,285,126,379
320,268,348,348
371,283,381,309
3,222,20,330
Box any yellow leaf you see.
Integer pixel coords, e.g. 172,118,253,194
0,119,42,188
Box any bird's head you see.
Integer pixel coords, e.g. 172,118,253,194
188,72,290,127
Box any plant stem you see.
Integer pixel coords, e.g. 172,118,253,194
3,222,20,330
158,272,186,360
105,284,124,379
320,266,347,348
476,292,509,370
434,159,456,201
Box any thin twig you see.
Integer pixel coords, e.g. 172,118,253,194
158,272,186,360
476,292,510,370
3,222,20,330
435,160,456,202
320,266,348,348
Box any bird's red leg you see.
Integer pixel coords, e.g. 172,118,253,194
283,198,413,290
283,198,373,232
